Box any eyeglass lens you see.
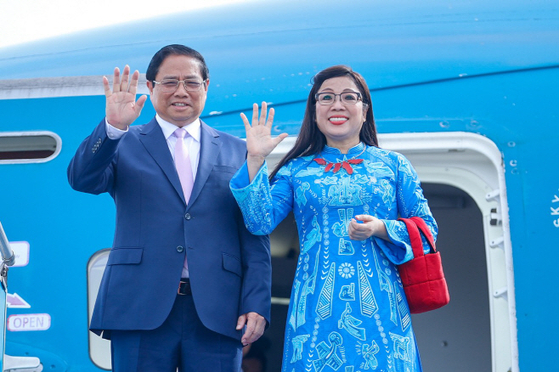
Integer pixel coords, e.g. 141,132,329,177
316,92,361,105
157,79,204,92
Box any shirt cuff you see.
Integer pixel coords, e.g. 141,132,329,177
105,119,128,140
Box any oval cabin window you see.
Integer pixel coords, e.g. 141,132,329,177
0,132,61,163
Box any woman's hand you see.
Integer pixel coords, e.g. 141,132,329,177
349,215,389,241
241,102,288,181
242,102,287,159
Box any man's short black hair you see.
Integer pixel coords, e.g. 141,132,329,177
146,44,209,82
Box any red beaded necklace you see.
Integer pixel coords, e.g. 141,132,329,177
313,146,366,175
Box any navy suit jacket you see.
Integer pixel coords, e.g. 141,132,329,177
68,117,271,341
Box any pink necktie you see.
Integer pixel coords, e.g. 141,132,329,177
173,128,194,203
174,128,193,278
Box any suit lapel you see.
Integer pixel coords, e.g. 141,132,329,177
188,121,221,209
138,118,186,204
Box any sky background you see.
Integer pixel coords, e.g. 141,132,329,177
0,0,246,48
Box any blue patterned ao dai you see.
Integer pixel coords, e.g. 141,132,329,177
231,143,437,372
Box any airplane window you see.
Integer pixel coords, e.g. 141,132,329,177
0,132,61,163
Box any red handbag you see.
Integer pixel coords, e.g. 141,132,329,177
397,217,450,314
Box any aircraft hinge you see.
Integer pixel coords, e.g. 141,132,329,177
490,208,502,226
493,287,508,299
486,189,500,202
490,236,505,250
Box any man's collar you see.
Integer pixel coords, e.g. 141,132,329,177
156,114,201,142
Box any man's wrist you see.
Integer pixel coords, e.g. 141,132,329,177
105,119,128,140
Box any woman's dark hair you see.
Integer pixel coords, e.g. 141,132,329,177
146,44,210,82
269,65,378,180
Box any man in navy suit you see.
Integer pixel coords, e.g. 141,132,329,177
68,44,271,372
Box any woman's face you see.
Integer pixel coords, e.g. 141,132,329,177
315,76,366,152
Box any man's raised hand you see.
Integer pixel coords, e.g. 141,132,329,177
103,65,148,130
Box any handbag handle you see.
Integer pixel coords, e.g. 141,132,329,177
410,217,437,253
398,217,437,257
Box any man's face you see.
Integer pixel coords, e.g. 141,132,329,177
147,54,209,127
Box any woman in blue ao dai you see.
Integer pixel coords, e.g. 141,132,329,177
230,66,437,372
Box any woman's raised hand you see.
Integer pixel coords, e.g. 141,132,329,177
241,102,287,159
241,102,288,181
103,65,147,130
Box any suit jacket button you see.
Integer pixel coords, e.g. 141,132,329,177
184,213,191,220
176,246,184,253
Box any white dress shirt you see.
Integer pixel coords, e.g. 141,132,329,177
105,115,201,180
